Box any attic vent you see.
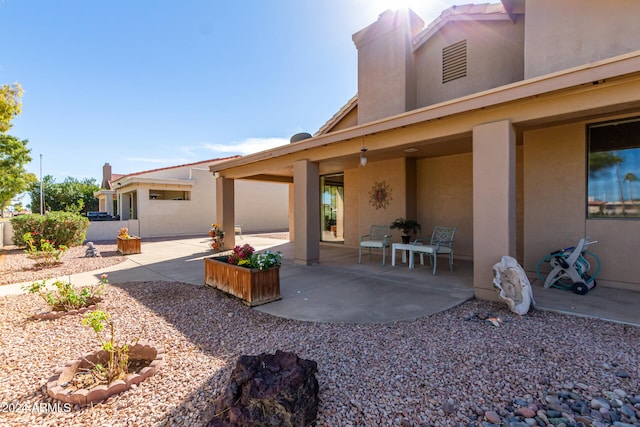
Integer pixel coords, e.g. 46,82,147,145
442,40,467,83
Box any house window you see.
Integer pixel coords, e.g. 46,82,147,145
442,39,467,83
149,190,191,200
587,117,640,218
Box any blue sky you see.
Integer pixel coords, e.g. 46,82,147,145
1,0,461,190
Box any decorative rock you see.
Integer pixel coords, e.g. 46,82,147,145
515,407,536,418
620,404,635,418
591,397,611,411
615,370,631,378
614,389,627,399
492,256,535,315
206,350,319,427
443,398,455,415
485,410,501,424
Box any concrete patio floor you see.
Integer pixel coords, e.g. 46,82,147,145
2,234,638,326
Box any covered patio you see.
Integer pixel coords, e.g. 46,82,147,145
252,239,639,326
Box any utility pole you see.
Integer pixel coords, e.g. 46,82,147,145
39,154,44,215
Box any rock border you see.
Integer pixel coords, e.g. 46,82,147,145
33,303,100,320
46,340,164,405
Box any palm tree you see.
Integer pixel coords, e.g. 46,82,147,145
589,151,626,215
624,172,638,208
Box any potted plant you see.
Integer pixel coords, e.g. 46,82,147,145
116,227,141,255
204,244,283,306
390,217,421,244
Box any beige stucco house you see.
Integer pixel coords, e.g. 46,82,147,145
95,159,288,239
209,0,640,300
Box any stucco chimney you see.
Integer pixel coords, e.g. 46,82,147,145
352,9,424,124
102,163,112,189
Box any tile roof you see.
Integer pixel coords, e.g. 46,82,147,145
113,156,240,181
314,94,358,136
413,3,509,50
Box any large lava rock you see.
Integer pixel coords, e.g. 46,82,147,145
207,350,319,427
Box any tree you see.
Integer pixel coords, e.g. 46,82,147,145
0,134,37,215
28,176,100,214
589,151,626,214
0,83,23,133
624,172,638,206
0,82,34,216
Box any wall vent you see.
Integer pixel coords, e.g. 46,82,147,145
442,39,467,83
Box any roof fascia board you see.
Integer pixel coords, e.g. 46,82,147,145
113,176,196,188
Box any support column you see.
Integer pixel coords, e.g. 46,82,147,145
473,120,516,300
216,177,236,249
288,183,295,243
293,159,320,265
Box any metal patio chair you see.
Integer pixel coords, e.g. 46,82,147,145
359,224,391,266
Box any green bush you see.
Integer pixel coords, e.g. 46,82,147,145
11,211,89,248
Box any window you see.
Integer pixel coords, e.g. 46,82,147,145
587,117,640,218
442,40,467,83
149,190,190,201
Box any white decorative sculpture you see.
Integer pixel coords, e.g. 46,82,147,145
85,242,100,258
492,256,535,315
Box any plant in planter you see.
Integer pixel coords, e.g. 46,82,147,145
81,310,139,384
116,227,141,255
204,244,283,306
209,222,219,238
209,223,225,250
390,217,422,244
223,244,283,270
22,274,108,319
47,309,163,405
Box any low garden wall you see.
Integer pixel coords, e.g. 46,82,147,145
1,221,13,248
85,220,140,242
0,219,141,247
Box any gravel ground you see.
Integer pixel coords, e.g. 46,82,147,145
0,243,127,286
0,279,639,426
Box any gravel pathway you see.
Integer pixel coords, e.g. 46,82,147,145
1,280,638,426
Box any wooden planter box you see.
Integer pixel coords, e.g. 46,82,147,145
204,257,281,306
117,236,141,255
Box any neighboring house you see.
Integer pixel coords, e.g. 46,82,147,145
94,159,289,238
209,0,640,299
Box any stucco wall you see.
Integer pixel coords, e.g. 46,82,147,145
524,0,640,79
416,153,473,259
234,180,289,233
344,158,409,248
118,169,288,238
86,220,140,242
523,120,640,290
355,12,417,124
415,19,524,108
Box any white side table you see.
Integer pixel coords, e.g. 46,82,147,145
391,243,414,266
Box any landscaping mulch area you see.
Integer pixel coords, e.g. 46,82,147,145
0,281,638,426
0,242,127,286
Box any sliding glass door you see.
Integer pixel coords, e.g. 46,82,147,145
320,174,344,242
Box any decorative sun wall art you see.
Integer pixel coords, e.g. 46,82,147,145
369,181,393,210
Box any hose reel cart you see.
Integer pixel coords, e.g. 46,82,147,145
535,238,601,295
